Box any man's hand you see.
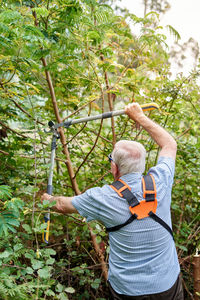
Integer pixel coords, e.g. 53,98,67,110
41,193,77,214
125,103,145,123
41,193,53,203
125,102,177,160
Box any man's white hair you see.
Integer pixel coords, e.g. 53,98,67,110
112,140,146,175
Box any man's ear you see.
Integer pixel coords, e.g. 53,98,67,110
111,162,120,180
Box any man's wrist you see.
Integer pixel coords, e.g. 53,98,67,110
133,114,148,125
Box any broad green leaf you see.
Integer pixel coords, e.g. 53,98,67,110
31,259,44,270
38,266,52,279
22,224,32,234
65,287,75,294
26,267,34,274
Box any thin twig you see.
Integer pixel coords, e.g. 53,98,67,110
70,263,108,271
88,129,112,143
82,170,111,193
73,118,104,178
0,121,28,139
61,98,97,122
176,128,191,140
81,245,97,265
1,264,31,271
0,149,9,155
65,123,87,145
12,100,44,126
182,278,194,300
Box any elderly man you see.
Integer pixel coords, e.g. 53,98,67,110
42,103,183,299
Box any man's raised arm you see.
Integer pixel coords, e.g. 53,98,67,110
125,103,177,160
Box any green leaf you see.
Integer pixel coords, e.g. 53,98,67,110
23,25,44,38
0,10,22,24
0,185,12,200
96,236,101,243
46,258,55,265
22,224,32,234
56,283,64,293
14,243,23,252
25,253,34,260
0,212,19,237
176,244,188,252
65,287,75,294
91,278,101,289
58,292,69,300
166,25,181,42
42,200,52,208
48,200,57,208
31,259,44,270
45,289,55,297
0,250,12,259
42,248,56,257
26,267,34,274
38,266,52,279
32,7,49,18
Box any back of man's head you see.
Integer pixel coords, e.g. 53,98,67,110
112,140,146,176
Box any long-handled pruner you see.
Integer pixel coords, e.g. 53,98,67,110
42,122,60,244
52,102,159,130
43,102,159,243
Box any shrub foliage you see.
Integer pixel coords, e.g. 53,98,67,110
0,0,199,299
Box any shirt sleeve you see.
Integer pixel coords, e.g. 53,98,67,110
72,187,102,222
148,156,175,189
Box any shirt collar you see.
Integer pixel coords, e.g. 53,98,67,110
120,172,143,183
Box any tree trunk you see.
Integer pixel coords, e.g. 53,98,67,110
193,253,200,300
41,57,80,195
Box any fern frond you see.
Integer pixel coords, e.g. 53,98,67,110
0,211,19,236
0,185,12,200
0,10,22,24
0,23,12,35
166,25,181,42
95,5,113,24
0,282,8,299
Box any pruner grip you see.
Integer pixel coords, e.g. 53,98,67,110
42,212,50,244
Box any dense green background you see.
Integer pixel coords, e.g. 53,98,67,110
0,0,199,299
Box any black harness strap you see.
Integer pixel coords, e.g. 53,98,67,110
106,214,137,232
111,180,139,208
143,174,156,202
111,180,124,190
148,211,174,240
121,189,139,208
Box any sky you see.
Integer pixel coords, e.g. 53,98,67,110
116,0,200,76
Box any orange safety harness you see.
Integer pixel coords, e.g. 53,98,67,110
106,174,174,240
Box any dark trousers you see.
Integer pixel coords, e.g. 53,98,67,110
108,274,184,300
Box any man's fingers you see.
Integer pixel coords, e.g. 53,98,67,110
41,193,52,201
125,103,144,123
125,103,143,113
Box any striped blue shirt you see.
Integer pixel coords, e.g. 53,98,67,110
72,156,180,295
